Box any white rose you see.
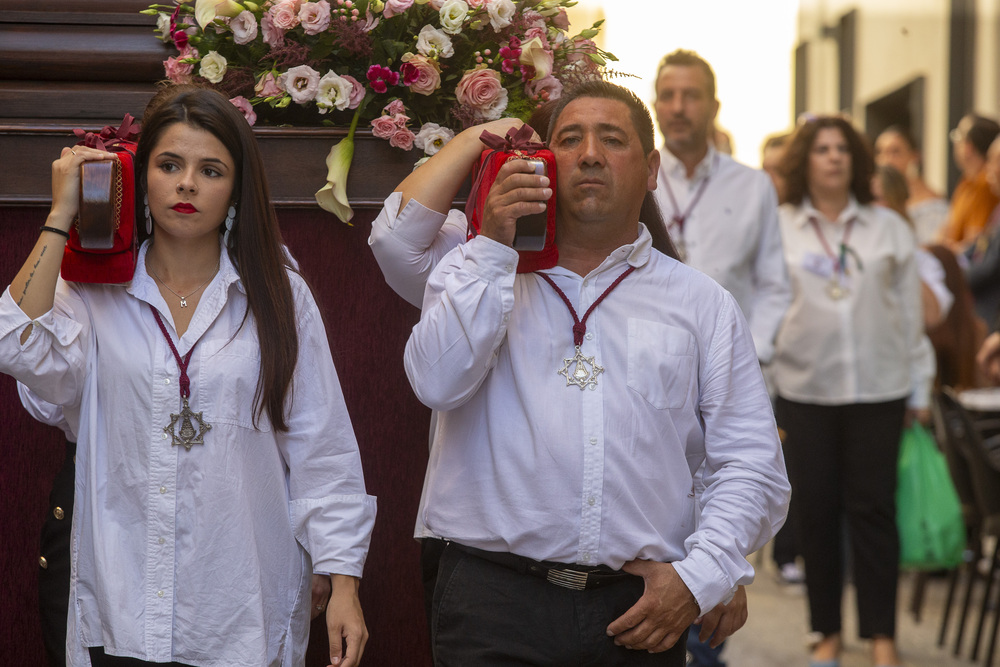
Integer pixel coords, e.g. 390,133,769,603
438,0,469,35
315,71,354,113
485,0,515,31
230,10,259,45
413,122,456,155
415,24,454,59
199,50,228,84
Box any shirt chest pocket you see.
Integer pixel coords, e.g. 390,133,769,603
198,339,270,432
626,319,697,410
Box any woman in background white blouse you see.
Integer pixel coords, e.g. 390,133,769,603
772,116,933,667
0,85,375,667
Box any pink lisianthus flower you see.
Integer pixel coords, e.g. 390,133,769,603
456,67,507,120
383,99,405,116
367,65,400,94
390,126,416,151
370,115,398,139
255,71,283,97
552,7,570,31
341,74,365,109
261,11,285,47
229,96,257,125
382,0,413,18
567,36,600,63
229,10,259,45
282,64,321,103
299,1,331,35
525,74,562,102
164,56,194,84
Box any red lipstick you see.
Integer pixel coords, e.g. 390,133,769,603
172,203,198,214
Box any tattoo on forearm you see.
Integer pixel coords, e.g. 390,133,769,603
17,245,48,307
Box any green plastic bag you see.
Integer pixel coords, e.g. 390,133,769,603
896,423,965,570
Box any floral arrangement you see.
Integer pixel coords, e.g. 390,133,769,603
143,0,615,222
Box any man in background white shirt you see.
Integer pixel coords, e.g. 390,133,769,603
392,80,789,666
652,49,790,366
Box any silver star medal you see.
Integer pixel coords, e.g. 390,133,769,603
165,397,212,451
558,346,604,390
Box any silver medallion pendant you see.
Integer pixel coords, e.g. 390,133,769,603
165,397,212,451
558,346,604,390
826,278,848,300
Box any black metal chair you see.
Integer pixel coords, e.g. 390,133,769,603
936,387,1000,665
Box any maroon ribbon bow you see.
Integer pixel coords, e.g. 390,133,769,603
478,124,546,154
74,114,141,152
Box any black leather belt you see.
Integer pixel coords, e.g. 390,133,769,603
447,541,632,591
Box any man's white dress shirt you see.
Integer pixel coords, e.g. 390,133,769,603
399,204,790,614
772,198,934,408
653,146,791,363
0,241,376,667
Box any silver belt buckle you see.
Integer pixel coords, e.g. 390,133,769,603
546,568,589,590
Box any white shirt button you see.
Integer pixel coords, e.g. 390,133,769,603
583,280,589,287
162,432,168,440
164,378,170,385
158,537,165,545
159,486,167,494
589,437,597,445
503,315,510,323
585,332,594,340
157,590,165,598
588,496,596,506
504,264,514,273
582,552,591,563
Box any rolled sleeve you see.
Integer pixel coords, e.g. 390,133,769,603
369,193,468,308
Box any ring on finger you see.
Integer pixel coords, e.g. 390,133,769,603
71,149,77,155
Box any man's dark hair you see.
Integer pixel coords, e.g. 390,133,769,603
962,114,1000,158
545,81,679,260
655,49,716,100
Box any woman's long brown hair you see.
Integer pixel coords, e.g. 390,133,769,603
136,84,298,432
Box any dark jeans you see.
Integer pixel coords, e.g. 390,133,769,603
431,542,687,666
39,439,75,667
776,396,905,639
686,624,726,667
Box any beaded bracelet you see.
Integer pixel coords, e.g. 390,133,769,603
39,225,70,239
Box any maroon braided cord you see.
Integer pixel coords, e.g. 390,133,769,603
538,266,635,347
150,306,194,400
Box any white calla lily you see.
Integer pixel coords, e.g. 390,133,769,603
315,109,361,224
195,0,245,29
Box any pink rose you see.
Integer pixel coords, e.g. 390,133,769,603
467,0,486,6
382,0,413,18
281,64,321,104
566,36,599,63
299,1,331,35
269,0,301,31
392,113,410,128
401,54,441,96
261,11,285,47
390,127,416,151
164,56,194,84
229,96,257,125
370,115,398,140
456,68,504,111
255,71,283,97
341,74,365,109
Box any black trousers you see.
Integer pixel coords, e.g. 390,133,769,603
88,648,193,667
39,439,75,667
431,542,687,666
775,396,906,639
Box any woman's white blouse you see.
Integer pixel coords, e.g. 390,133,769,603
772,198,934,409
0,242,375,667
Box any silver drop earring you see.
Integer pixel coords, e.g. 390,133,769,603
223,205,237,248
143,194,152,235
